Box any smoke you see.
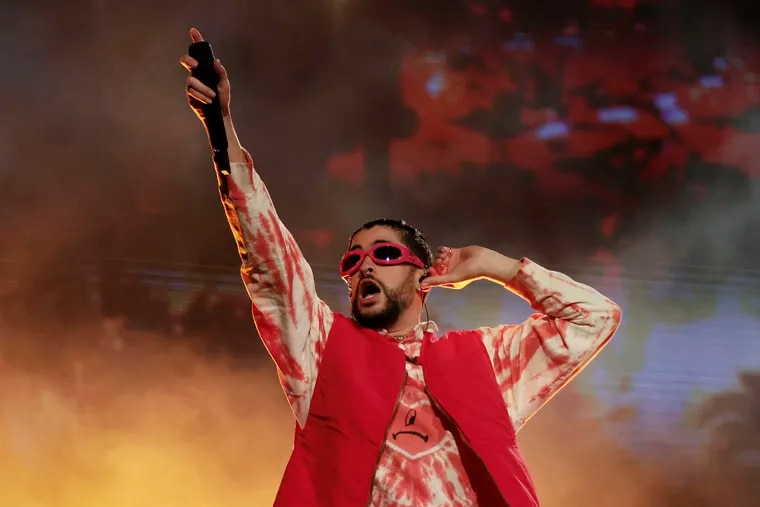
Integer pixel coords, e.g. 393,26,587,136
0,0,361,265
519,393,660,507
0,322,699,507
0,327,293,507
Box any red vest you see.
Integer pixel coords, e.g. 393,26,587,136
273,314,540,507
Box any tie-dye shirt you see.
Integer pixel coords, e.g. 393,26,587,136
220,156,621,506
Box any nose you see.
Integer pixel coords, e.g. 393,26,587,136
358,254,376,275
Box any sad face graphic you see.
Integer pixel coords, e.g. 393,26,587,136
386,400,447,459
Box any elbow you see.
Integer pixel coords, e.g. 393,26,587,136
576,297,621,331
567,300,621,365
599,299,622,342
609,300,622,329
578,298,621,344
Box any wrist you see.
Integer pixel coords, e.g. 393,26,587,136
221,116,246,164
482,251,522,285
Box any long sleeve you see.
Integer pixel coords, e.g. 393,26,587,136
220,152,333,427
479,259,621,432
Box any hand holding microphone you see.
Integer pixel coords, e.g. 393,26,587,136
181,28,231,119
180,27,233,175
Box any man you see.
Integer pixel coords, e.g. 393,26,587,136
181,28,621,507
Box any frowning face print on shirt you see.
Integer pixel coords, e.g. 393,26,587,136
386,399,447,459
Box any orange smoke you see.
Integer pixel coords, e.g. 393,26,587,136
0,331,293,507
0,325,697,507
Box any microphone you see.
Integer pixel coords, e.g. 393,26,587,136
188,41,231,176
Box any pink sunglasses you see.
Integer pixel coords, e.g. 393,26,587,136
339,242,425,279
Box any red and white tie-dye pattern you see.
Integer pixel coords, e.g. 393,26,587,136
222,158,333,427
221,158,621,505
369,259,620,507
483,260,621,432
370,326,479,506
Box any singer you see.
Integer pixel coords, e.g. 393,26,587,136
181,28,621,507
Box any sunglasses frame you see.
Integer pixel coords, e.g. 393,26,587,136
339,242,425,280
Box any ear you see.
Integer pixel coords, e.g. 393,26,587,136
418,271,430,293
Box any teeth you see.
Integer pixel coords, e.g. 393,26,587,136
360,281,379,298
358,281,380,301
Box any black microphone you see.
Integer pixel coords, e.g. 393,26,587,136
188,41,231,176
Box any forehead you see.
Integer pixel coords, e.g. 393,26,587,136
349,226,403,249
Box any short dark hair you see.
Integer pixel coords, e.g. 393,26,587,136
349,218,434,269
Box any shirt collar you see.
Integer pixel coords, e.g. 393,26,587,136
379,321,439,342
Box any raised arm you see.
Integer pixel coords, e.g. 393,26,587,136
423,247,621,431
480,259,620,430
181,28,332,427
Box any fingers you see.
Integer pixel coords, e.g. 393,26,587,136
181,27,206,70
420,272,457,289
179,54,198,72
189,27,204,43
183,29,229,110
181,55,226,82
433,246,453,266
185,76,216,104
423,247,457,289
214,59,227,81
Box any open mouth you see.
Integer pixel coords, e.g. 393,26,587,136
358,279,382,302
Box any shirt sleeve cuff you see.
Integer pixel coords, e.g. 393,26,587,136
226,149,258,197
503,258,544,302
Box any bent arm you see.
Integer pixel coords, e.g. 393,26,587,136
480,259,621,431
217,118,332,427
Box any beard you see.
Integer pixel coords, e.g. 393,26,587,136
351,275,415,330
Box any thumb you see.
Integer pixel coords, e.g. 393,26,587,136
420,271,458,289
189,27,204,43
214,59,228,81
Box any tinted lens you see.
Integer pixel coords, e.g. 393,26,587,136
340,252,362,273
372,245,403,262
